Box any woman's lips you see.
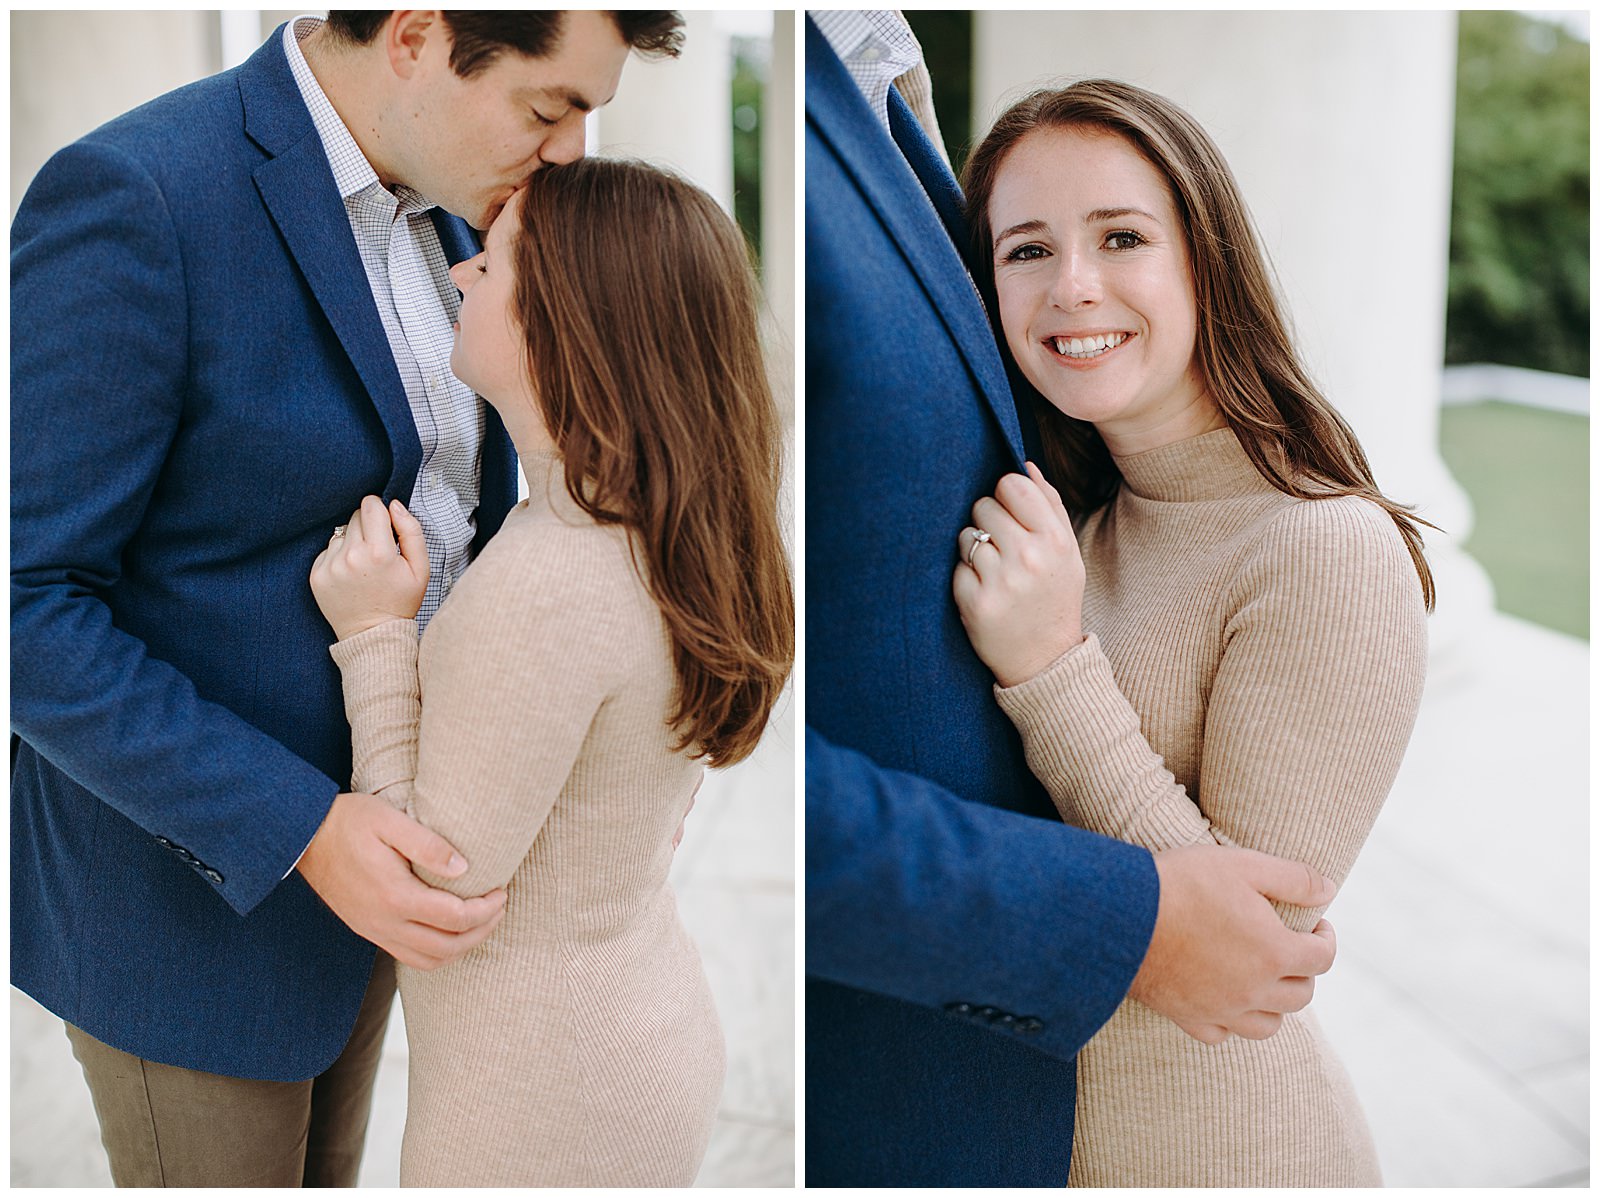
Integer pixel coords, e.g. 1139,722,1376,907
1044,331,1135,369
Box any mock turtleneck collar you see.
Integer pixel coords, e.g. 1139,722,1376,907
1111,427,1275,503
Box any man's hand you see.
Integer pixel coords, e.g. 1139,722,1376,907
297,792,506,970
1130,843,1339,1045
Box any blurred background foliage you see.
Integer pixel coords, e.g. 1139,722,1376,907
732,35,767,267
1445,11,1589,375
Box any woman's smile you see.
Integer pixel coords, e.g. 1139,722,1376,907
988,125,1218,452
1043,330,1136,367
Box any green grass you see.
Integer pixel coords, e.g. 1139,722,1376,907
1437,400,1589,639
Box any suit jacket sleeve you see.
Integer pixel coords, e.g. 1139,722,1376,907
806,725,1159,1061
10,139,338,916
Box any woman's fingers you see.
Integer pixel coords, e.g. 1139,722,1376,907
957,525,999,577
991,469,1057,531
970,494,1025,552
1024,461,1073,529
390,499,429,580
360,495,395,553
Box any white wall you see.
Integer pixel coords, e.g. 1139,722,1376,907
10,11,217,212
971,10,1491,650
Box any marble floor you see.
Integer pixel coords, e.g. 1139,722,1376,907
1311,612,1589,1187
10,690,795,1188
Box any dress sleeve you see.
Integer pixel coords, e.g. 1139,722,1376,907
334,524,629,899
328,618,422,810
995,497,1428,931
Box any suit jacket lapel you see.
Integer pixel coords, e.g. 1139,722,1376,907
237,29,421,498
805,18,1024,465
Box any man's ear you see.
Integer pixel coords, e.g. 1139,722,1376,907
383,10,442,82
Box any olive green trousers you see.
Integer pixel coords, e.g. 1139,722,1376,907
65,953,396,1187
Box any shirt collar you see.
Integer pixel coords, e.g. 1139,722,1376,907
811,10,925,131
283,15,435,216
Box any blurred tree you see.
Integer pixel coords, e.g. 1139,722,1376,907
732,35,766,269
1446,12,1589,375
904,11,973,177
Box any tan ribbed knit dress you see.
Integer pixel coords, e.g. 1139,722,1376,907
994,428,1427,1187
329,452,722,1187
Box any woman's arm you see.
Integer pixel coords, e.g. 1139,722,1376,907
957,473,1427,932
323,512,632,901
314,495,431,809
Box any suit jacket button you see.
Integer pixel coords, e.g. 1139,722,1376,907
202,868,223,885
975,1006,1000,1021
155,836,173,848
1017,1016,1045,1034
944,1001,974,1016
996,1013,1017,1028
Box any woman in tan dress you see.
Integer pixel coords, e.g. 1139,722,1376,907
308,159,793,1185
951,81,1431,1186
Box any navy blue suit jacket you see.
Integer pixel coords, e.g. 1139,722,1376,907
10,28,516,1081
804,20,1159,1184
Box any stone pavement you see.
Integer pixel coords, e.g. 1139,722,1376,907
10,690,795,1187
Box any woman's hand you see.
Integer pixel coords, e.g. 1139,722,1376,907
310,496,430,640
952,461,1086,687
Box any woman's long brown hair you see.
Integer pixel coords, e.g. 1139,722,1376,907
511,158,794,765
961,80,1435,609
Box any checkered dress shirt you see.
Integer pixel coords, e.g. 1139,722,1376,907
810,10,925,135
286,16,484,631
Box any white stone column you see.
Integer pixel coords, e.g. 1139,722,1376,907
971,11,1491,658
763,11,797,421
591,10,733,208
10,11,218,216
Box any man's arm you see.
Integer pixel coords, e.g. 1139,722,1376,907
807,726,1155,1059
807,728,1339,1053
11,138,500,962
11,138,331,914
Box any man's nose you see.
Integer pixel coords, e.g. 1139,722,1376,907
1049,245,1101,309
538,115,588,167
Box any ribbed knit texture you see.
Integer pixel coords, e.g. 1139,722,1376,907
994,427,1427,1187
330,452,722,1186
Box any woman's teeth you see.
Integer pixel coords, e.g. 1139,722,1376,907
1053,332,1128,359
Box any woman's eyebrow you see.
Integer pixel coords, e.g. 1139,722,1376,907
1084,206,1157,224
992,218,1048,249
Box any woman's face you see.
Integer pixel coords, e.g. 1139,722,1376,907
449,186,530,409
988,126,1215,451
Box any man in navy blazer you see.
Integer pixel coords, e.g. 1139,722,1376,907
12,10,678,1185
805,14,1343,1185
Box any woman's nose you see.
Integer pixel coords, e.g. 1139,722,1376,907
1049,245,1101,309
450,255,482,292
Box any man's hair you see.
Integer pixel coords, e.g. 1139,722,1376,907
324,11,684,76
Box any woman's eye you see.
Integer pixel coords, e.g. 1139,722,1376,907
532,110,558,127
1105,230,1146,251
1002,243,1048,263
